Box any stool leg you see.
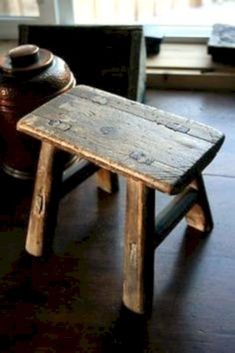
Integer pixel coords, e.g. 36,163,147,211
96,169,118,193
25,142,63,256
123,179,155,314
186,173,213,233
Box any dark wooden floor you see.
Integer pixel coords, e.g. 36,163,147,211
0,90,234,353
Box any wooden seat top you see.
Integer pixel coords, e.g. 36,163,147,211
17,85,224,195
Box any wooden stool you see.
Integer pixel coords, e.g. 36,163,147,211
17,85,225,314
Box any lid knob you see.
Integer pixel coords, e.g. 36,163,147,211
9,45,40,68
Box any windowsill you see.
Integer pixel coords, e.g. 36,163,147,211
146,42,235,91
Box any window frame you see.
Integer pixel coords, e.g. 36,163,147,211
56,1,214,44
0,0,215,42
0,0,63,40
1,1,234,92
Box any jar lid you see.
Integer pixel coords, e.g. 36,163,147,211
1,44,53,74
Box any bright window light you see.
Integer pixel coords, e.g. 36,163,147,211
0,0,39,17
72,0,235,27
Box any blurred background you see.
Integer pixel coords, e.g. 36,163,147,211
0,0,235,26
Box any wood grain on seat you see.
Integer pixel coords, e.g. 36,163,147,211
17,85,224,195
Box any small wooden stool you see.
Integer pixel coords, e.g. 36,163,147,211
17,85,224,314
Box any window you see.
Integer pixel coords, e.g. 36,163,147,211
0,0,39,17
71,0,235,39
0,0,58,39
153,0,235,27
1,0,235,40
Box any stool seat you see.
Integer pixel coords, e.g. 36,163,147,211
17,85,225,314
17,85,224,195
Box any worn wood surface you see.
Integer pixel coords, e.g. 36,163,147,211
96,169,119,194
186,173,213,232
155,187,198,248
123,179,155,314
25,142,63,256
17,85,225,195
0,88,233,352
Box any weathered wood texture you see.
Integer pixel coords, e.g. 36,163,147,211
186,173,213,232
96,169,119,194
123,179,155,314
17,85,225,314
25,142,63,256
17,85,225,195
155,187,198,248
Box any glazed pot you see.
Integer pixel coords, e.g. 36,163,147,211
0,44,76,179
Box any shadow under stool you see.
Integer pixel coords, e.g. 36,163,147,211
17,85,225,314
